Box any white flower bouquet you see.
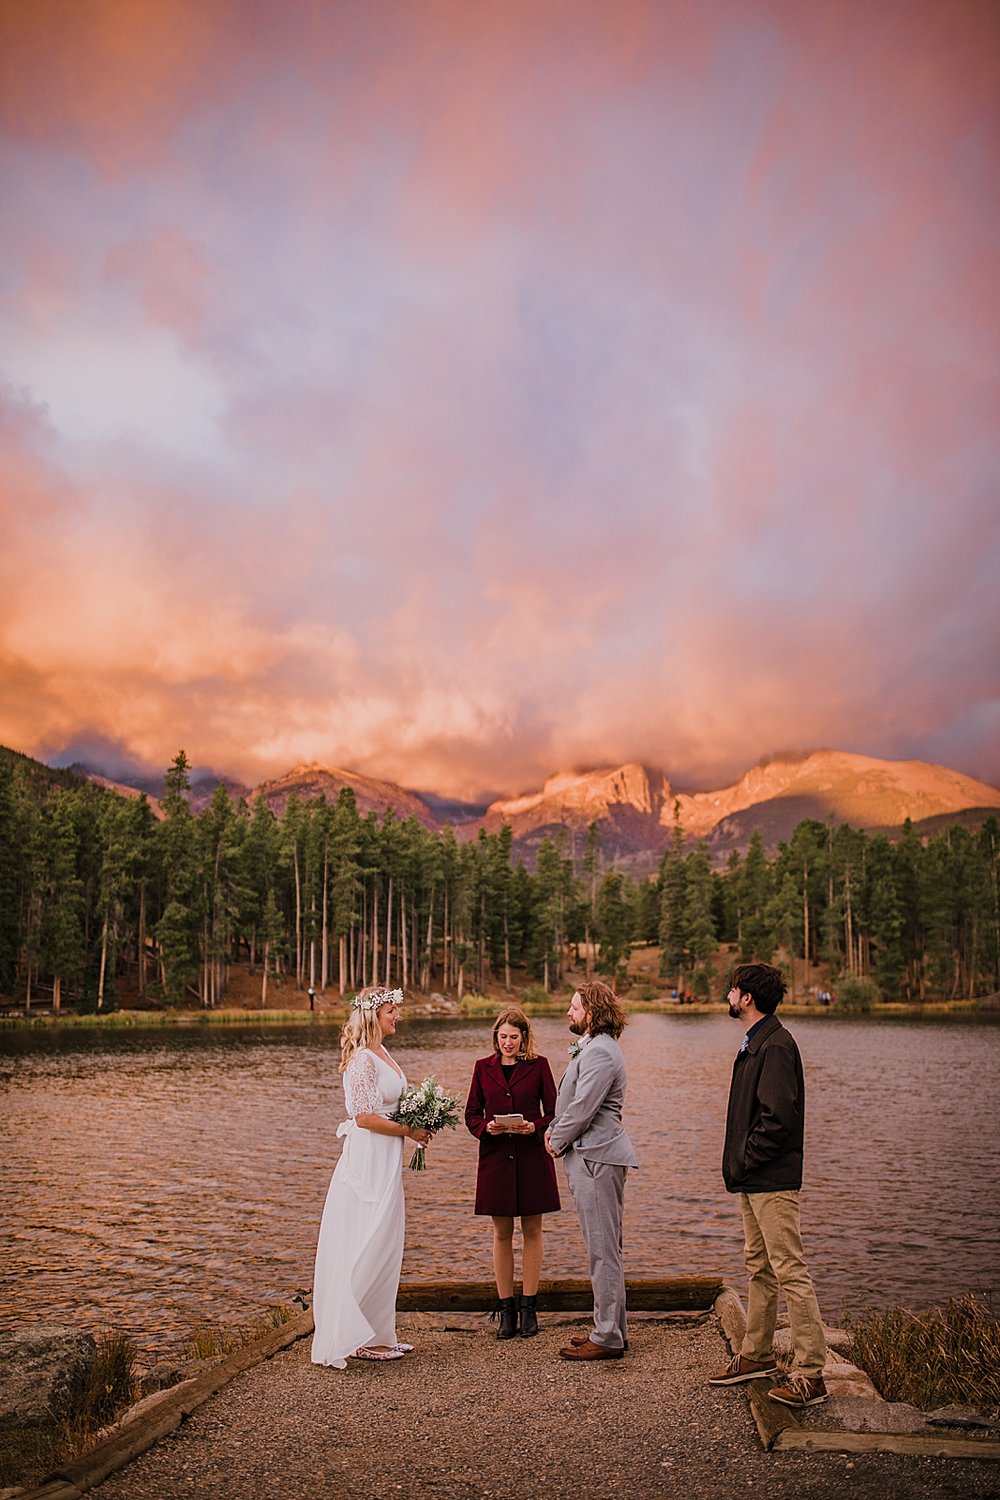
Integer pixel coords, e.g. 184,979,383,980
390,1075,460,1170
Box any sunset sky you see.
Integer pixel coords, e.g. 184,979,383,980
1,0,998,801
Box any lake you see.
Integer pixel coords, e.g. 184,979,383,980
2,1013,998,1360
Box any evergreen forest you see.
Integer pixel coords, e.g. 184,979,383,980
1,748,998,1012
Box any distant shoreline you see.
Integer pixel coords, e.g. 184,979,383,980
2,997,998,1029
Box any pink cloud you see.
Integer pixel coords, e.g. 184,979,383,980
0,3,997,796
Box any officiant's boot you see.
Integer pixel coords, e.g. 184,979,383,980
519,1294,538,1338
496,1297,518,1340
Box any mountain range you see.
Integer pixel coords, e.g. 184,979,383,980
67,748,1000,871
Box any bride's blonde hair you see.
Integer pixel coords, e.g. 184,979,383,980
339,986,399,1073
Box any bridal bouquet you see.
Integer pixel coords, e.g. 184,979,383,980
390,1076,460,1170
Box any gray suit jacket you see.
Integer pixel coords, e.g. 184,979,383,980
548,1034,638,1168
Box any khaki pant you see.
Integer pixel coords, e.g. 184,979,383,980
739,1190,827,1378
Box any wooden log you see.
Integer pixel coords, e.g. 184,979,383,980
16,1485,84,1500
175,1307,314,1419
52,1404,184,1491
712,1286,801,1452
42,1309,315,1496
775,1428,1000,1460
397,1275,724,1313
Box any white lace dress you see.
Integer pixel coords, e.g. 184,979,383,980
311,1049,406,1368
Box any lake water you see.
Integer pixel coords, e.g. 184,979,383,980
2,1014,998,1360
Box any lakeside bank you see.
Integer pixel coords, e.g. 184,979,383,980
3,996,998,1029
9,1283,1000,1500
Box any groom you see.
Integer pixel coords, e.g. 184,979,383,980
546,981,638,1361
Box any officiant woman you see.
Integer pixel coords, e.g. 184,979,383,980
465,1007,561,1339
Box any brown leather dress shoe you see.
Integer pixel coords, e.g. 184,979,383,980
559,1340,625,1360
569,1333,628,1350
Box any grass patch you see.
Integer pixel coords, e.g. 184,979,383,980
0,1329,138,1491
456,992,496,1017
182,1302,295,1361
0,1008,345,1030
845,1294,1000,1413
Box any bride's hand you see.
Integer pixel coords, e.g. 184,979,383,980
408,1127,430,1145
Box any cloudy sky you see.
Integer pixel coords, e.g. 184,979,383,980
1,0,997,800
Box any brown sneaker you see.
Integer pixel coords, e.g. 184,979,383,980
708,1352,779,1385
768,1375,828,1408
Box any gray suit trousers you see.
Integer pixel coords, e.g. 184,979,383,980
565,1153,628,1349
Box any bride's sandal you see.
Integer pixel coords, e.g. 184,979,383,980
352,1346,406,1361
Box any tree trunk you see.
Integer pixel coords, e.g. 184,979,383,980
52,975,61,1014
97,913,109,1011
504,910,511,994
138,882,147,998
339,933,347,998
372,884,380,988
442,887,450,989
321,854,329,991
261,938,269,1008
422,892,434,992
294,849,303,988
384,876,393,988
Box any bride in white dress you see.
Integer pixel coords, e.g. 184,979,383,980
311,986,430,1368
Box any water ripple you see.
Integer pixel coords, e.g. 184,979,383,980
2,1014,998,1358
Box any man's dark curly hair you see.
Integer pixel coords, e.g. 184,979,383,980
730,962,786,1015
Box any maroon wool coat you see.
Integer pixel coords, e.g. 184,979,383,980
465,1054,561,1217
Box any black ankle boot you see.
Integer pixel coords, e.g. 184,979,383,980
496,1296,518,1340
519,1294,538,1338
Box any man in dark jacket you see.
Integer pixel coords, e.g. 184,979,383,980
709,963,828,1408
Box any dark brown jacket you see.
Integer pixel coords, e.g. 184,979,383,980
722,1014,805,1193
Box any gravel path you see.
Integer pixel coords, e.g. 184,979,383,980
92,1317,999,1500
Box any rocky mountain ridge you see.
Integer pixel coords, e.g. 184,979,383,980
64,747,1000,867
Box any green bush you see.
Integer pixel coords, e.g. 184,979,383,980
834,975,878,1012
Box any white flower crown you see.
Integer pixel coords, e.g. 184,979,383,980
352,987,403,1013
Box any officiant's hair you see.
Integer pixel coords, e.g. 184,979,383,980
339,987,396,1072
578,980,627,1039
491,1007,536,1059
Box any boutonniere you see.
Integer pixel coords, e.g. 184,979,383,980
568,1041,582,1060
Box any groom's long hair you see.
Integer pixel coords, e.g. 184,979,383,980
579,980,627,1039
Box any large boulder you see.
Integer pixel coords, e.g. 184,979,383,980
0,1325,96,1427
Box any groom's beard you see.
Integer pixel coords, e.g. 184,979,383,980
728,1002,742,1020
568,1022,586,1036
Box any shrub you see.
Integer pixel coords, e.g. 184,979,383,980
183,1303,294,1361
845,1294,1000,1413
834,975,878,1012
0,1329,139,1490
456,992,495,1016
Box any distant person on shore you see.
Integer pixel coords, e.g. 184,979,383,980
311,987,429,1369
546,981,638,1361
465,1008,561,1338
709,962,828,1407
